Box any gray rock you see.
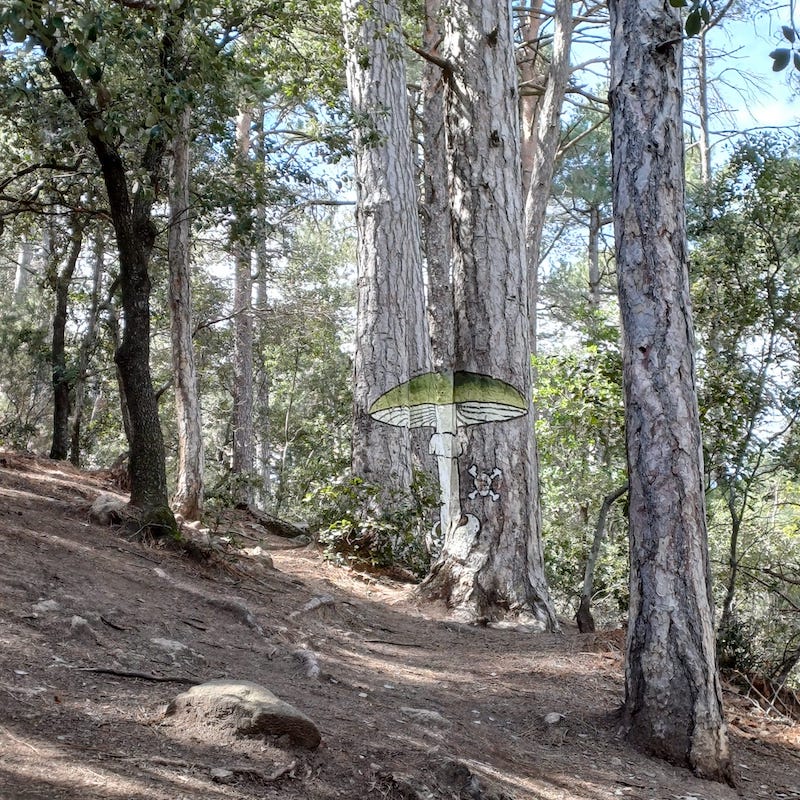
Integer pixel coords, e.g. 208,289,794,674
89,494,127,526
400,707,451,726
32,599,60,614
165,679,321,749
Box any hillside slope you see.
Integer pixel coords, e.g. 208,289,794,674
0,452,798,800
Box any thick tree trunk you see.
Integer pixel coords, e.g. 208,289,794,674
609,0,732,781
418,0,557,630
421,0,454,374
168,106,205,520
49,221,83,460
231,110,256,506
343,0,430,492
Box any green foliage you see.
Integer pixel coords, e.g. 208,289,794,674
305,470,439,578
535,337,628,619
668,0,710,38
689,135,800,684
769,24,800,73
0,309,51,449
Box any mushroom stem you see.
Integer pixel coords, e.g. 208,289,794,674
428,404,463,536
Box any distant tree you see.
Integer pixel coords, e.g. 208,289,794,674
609,0,732,780
168,101,204,520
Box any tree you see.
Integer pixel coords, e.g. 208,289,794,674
342,0,430,493
168,102,204,520
609,0,732,780
0,3,193,530
46,216,83,460
522,0,574,351
417,0,557,629
230,108,256,506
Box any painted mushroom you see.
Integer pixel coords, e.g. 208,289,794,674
368,371,528,538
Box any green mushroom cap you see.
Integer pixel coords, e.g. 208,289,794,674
368,371,527,429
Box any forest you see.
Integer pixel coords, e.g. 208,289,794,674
1,0,800,786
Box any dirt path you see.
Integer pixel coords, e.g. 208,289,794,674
0,452,798,799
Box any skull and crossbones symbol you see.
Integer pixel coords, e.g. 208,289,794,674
468,465,502,501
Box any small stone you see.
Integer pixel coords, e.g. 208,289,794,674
32,599,60,613
399,707,451,726
210,768,235,784
544,712,564,725
150,638,188,654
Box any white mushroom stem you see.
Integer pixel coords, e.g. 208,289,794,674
428,404,463,536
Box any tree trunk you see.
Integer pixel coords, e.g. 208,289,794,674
523,0,574,354
696,30,711,186
70,233,105,466
49,221,83,460
609,0,732,781
418,0,557,630
254,105,272,507
421,0,454,374
13,241,36,306
343,0,431,493
168,105,205,520
231,110,256,506
576,484,628,633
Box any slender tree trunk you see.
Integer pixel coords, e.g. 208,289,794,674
518,0,546,202
343,0,430,493
576,484,628,633
418,0,557,629
609,0,732,781
231,110,256,506
49,220,84,460
523,0,574,353
697,30,711,186
70,233,105,466
587,205,602,308
168,105,204,519
254,105,272,506
421,0,454,374
13,241,36,306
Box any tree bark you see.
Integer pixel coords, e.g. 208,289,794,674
49,220,84,460
421,0,454,374
168,105,205,520
343,0,431,493
418,0,557,630
609,0,732,781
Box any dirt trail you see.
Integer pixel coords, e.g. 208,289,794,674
0,452,798,799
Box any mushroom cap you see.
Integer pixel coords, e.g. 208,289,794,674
368,371,527,429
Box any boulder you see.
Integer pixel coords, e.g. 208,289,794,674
165,679,321,749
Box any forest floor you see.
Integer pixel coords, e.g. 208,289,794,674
0,452,799,800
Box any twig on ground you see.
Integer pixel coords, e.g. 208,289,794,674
0,725,41,754
71,666,202,685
